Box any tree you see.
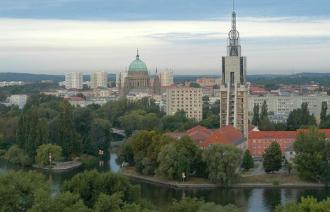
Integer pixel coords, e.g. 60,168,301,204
200,113,220,129
276,197,330,212
62,171,141,209
156,136,202,180
241,150,254,171
294,127,329,182
263,141,282,173
320,102,330,129
35,144,63,166
167,198,240,212
252,104,260,126
287,103,317,130
4,145,32,166
202,145,242,186
161,110,197,132
0,171,49,212
190,82,201,88
93,192,123,212
258,101,274,131
57,101,81,158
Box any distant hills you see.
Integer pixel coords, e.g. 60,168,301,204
1,72,330,87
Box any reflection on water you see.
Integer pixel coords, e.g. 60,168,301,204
2,154,330,212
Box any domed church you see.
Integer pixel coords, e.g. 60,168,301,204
121,50,159,96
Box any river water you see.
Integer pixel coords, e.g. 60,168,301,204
1,153,330,212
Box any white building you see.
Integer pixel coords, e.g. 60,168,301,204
166,86,203,121
0,81,24,87
160,70,174,87
65,72,83,90
9,95,28,109
90,71,108,89
248,94,330,123
116,71,128,89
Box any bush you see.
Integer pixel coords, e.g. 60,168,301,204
35,144,63,166
80,154,98,169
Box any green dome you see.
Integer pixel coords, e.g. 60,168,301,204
128,52,148,73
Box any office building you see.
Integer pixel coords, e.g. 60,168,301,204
160,71,174,87
90,71,108,89
166,86,203,121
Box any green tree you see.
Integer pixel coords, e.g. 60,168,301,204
252,104,260,126
320,102,330,129
276,197,330,212
190,82,201,88
200,113,220,129
57,101,81,158
287,103,317,130
62,170,141,208
35,144,63,166
156,136,201,180
258,101,274,131
263,141,282,173
241,150,254,171
0,171,49,212
161,110,197,132
4,145,32,166
202,144,242,186
294,127,329,182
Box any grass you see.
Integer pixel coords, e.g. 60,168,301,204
239,173,310,184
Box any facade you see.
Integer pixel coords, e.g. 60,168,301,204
65,72,83,90
90,71,108,89
116,71,128,89
248,94,330,123
219,9,248,138
8,95,28,109
248,129,330,158
196,78,217,87
160,71,174,87
166,86,203,121
153,70,161,95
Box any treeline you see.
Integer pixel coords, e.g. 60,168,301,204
118,131,243,186
251,101,323,131
0,170,240,212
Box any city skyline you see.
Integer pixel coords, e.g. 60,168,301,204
0,0,329,74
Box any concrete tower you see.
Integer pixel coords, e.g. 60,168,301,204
219,3,248,138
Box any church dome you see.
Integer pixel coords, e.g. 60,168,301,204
128,50,148,73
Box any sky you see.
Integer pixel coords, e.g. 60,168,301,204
0,0,329,75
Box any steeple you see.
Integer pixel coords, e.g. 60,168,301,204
227,0,241,57
136,48,140,60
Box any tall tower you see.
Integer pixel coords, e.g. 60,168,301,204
220,4,248,138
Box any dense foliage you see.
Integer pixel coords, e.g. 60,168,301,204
287,103,317,130
294,127,330,182
263,141,282,173
202,145,242,185
276,197,330,212
241,150,254,171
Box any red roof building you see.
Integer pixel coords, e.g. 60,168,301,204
202,125,244,149
186,125,213,147
248,129,330,158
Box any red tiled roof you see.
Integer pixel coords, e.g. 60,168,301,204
296,129,330,139
249,131,297,139
186,125,213,147
203,125,243,148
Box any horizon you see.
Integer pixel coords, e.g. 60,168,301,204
0,0,329,75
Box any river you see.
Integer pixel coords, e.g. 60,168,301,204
1,153,330,212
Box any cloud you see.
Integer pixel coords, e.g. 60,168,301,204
0,17,329,74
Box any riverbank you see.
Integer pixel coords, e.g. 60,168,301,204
33,161,82,172
121,167,325,189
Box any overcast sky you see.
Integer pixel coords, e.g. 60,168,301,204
0,0,329,75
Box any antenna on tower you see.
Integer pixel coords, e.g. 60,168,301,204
233,0,235,11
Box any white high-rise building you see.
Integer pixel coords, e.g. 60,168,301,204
9,95,28,109
65,72,83,90
116,71,128,89
160,71,174,87
90,71,108,89
219,8,248,138
166,86,203,121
